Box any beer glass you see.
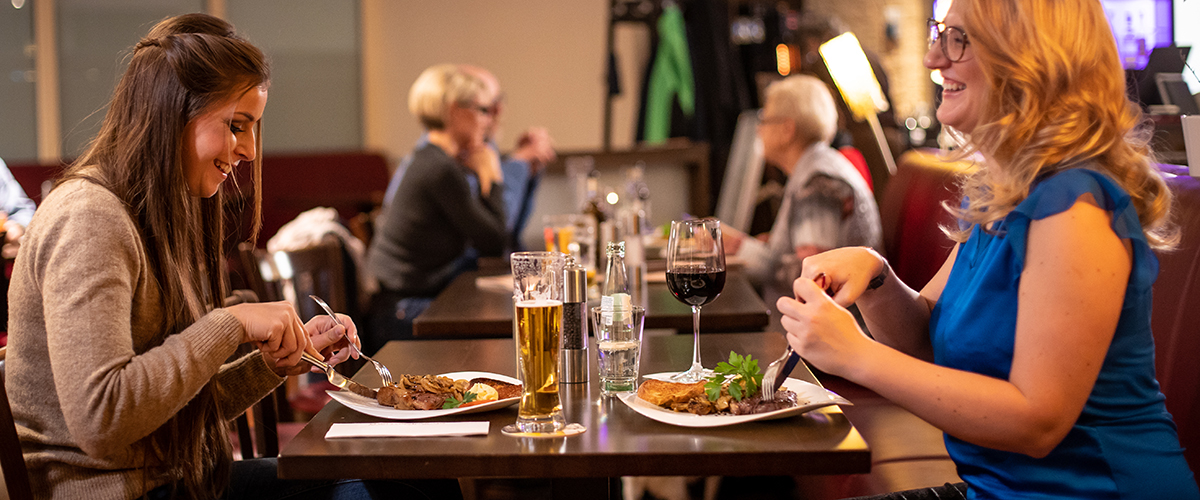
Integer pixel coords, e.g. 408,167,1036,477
510,251,566,434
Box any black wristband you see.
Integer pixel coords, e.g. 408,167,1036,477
867,269,887,290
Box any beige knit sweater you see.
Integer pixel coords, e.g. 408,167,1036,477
5,179,285,500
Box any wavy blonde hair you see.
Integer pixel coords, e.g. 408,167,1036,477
944,0,1175,249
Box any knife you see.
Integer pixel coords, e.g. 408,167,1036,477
301,351,378,399
771,347,803,394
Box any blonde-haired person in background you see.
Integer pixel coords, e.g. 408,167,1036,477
724,74,880,328
778,0,1198,498
366,64,515,349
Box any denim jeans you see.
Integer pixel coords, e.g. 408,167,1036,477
141,458,462,500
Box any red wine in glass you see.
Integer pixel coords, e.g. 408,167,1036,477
665,218,726,383
666,267,726,307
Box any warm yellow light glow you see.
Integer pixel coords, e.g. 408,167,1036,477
775,44,791,76
930,69,944,85
819,33,889,121
606,192,619,205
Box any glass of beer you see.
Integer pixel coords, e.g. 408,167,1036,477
510,251,566,434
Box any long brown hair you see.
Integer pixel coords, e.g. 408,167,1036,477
944,0,1175,249
61,13,269,499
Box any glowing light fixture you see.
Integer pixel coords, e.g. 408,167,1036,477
775,44,791,76
819,32,896,174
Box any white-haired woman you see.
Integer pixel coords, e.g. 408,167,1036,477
726,74,881,317
366,64,508,346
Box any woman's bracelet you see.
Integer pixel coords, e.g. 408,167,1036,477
867,266,888,290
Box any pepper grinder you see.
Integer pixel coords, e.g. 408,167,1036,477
561,256,589,383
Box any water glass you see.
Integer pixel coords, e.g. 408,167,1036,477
510,251,566,433
591,305,646,395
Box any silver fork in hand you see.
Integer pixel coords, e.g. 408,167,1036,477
309,295,394,387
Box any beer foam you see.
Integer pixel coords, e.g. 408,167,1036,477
517,299,563,308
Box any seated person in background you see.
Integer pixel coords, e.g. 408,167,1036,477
779,0,1200,497
366,64,512,348
724,74,881,321
382,65,555,251
0,157,37,259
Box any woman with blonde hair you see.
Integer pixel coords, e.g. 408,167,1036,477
367,64,508,345
6,13,454,500
778,0,1199,497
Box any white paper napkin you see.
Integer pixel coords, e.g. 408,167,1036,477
324,421,489,439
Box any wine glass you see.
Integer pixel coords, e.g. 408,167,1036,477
665,218,727,383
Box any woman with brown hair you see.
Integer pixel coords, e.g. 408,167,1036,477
778,0,1199,497
4,13,454,500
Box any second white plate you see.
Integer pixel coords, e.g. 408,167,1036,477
327,371,520,420
617,372,851,428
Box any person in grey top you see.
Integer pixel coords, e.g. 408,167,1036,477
724,75,882,324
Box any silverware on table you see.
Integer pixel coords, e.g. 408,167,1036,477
301,351,377,399
761,346,801,400
309,295,394,387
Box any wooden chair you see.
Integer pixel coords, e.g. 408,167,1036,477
0,347,35,500
267,235,361,324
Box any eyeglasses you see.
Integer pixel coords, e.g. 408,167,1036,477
927,18,970,62
460,102,494,116
460,101,500,117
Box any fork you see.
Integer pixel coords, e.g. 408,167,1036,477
309,295,394,387
761,345,798,401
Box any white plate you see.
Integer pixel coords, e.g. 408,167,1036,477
327,371,520,420
618,372,852,428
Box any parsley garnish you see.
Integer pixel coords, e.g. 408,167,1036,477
705,351,762,402
442,391,479,409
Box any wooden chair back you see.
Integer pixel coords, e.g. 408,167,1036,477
269,236,359,323
0,347,35,500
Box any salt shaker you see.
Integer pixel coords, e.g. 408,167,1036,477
561,256,589,383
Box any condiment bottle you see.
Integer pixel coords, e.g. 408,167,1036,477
561,256,589,383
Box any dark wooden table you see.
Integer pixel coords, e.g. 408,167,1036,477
412,271,770,338
277,332,870,485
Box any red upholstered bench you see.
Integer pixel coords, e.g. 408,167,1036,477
1152,164,1200,476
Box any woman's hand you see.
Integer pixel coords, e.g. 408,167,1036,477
776,277,875,377
303,313,361,371
462,146,503,196
226,301,318,375
798,246,887,307
512,127,556,173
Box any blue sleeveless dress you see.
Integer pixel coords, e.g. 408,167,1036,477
928,169,1199,499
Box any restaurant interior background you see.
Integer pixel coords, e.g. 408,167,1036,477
0,0,1197,244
